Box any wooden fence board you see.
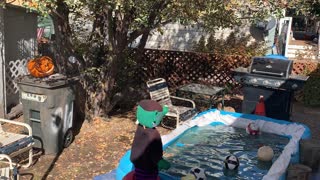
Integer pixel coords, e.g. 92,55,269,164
132,49,319,92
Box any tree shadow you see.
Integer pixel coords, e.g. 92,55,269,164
38,81,86,179
19,172,34,180
41,150,63,180
39,114,64,179
71,80,86,136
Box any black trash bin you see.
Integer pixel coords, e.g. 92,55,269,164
16,74,78,154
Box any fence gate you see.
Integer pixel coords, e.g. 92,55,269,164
5,58,29,107
0,58,31,119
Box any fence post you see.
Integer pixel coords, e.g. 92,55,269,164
0,9,6,118
316,33,320,61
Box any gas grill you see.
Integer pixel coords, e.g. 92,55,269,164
233,57,309,120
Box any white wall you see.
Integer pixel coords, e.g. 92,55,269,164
131,22,270,52
131,23,210,51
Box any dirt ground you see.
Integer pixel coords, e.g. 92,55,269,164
5,96,320,180
12,110,171,180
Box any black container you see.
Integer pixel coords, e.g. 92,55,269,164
242,85,293,120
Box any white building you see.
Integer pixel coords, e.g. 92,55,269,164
131,21,275,55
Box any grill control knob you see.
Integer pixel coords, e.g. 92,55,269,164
274,81,281,87
263,80,269,85
250,78,257,83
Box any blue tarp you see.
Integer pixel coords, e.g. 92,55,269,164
265,54,289,60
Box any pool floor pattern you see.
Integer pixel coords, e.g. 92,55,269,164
162,125,289,179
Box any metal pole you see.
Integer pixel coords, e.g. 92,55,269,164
318,33,320,61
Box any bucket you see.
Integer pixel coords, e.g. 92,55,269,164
287,164,312,180
300,139,320,172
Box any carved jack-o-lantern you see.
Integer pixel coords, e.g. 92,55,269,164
27,56,55,78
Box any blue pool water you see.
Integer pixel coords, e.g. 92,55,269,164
111,110,311,180
162,125,289,179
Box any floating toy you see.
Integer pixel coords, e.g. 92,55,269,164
188,167,207,180
246,122,260,135
224,155,240,170
181,174,196,180
257,146,274,161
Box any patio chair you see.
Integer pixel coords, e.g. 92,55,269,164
146,78,197,129
0,118,34,170
0,154,19,179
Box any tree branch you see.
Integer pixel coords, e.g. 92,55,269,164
127,0,171,44
128,28,149,43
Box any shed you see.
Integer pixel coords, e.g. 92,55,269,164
0,4,37,117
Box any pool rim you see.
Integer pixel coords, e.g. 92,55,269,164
115,109,311,180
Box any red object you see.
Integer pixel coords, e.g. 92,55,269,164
123,171,135,180
123,171,160,180
37,28,44,40
247,123,260,135
255,96,266,116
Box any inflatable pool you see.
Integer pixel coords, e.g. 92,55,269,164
96,109,311,180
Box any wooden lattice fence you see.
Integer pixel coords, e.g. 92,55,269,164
292,61,319,75
135,49,251,90
133,49,319,92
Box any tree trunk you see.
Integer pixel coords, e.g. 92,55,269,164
84,7,126,117
88,5,136,117
89,49,127,117
50,0,75,75
48,1,163,118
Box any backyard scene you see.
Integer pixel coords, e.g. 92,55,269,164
1,0,320,180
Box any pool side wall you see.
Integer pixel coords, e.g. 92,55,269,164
115,109,311,180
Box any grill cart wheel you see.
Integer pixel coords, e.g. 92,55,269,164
64,129,74,148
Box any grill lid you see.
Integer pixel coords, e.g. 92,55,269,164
249,57,293,78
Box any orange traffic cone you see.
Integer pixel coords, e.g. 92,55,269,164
255,95,266,116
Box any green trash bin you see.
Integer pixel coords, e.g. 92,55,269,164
16,74,78,154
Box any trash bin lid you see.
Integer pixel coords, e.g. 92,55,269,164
16,74,78,89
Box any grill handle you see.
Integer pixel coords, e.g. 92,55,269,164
252,69,284,77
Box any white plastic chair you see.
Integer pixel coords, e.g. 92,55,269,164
0,118,34,169
0,154,18,180
146,78,197,129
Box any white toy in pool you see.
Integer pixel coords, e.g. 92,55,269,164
181,174,196,180
188,167,207,180
246,122,260,135
224,155,240,170
258,146,274,161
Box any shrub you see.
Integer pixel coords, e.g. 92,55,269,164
193,29,267,57
303,64,320,107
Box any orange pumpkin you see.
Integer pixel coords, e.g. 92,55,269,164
27,56,55,78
